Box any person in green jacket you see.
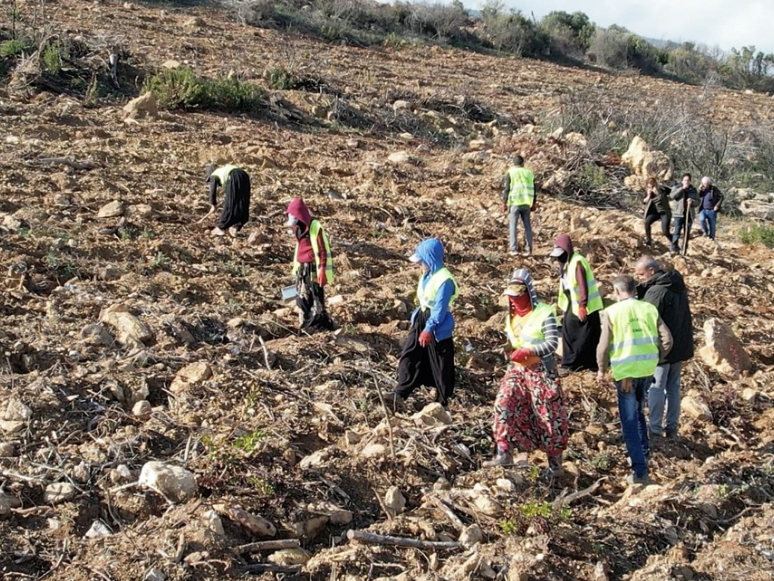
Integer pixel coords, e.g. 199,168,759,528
502,156,538,256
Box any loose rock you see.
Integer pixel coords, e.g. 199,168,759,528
268,548,311,566
97,200,125,218
384,486,406,515
412,403,453,428
170,362,212,394
681,391,713,422
123,92,158,119
132,400,152,421
44,482,77,504
698,318,753,378
138,461,197,503
100,304,154,347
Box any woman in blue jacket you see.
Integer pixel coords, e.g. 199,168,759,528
388,238,459,409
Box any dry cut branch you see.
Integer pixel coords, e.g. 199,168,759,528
347,529,464,550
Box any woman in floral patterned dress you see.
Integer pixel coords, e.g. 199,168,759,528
483,268,569,477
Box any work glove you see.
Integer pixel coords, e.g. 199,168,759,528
620,377,633,393
578,305,588,322
318,270,327,287
418,331,433,347
510,348,531,363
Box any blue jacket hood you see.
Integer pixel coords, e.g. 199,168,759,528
414,238,445,273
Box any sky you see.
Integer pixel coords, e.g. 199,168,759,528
465,0,774,55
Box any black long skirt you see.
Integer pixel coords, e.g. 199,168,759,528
218,168,251,230
561,308,601,371
396,308,455,406
295,263,335,332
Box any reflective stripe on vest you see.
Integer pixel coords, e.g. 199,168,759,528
605,298,660,381
417,267,459,311
504,302,555,349
507,167,535,207
557,253,603,316
292,219,334,283
211,165,238,185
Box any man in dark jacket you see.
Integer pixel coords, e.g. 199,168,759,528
668,173,699,254
634,256,694,440
697,176,724,241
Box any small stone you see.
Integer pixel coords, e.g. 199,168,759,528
221,504,276,537
681,391,713,422
170,362,213,394
109,464,132,484
84,520,112,539
459,524,484,546
343,430,362,448
138,461,197,503
44,482,77,504
97,266,122,282
72,461,90,483
360,443,387,458
469,139,487,149
412,403,452,428
299,447,334,470
268,548,311,566
384,486,406,515
132,400,152,421
162,59,181,69
346,138,360,149
2,398,32,422
392,100,410,111
205,509,225,536
433,477,451,491
97,200,125,218
144,569,166,581
100,304,153,347
741,388,759,402
307,501,353,525
127,204,154,219
461,151,488,163
495,478,516,493
0,442,16,457
388,151,412,165
0,492,22,517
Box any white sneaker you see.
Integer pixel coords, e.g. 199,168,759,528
509,250,519,256
211,227,226,236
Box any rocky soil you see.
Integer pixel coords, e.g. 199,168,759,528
1,1,774,580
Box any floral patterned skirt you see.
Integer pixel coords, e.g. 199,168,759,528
492,361,569,456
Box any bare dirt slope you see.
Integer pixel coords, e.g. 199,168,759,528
1,2,774,581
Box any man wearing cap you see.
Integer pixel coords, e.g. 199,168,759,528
697,176,724,241
550,233,604,375
286,197,335,331
502,155,538,256
483,268,568,478
388,238,459,409
597,275,672,485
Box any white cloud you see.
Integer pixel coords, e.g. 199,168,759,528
469,0,774,54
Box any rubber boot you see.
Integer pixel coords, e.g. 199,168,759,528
541,452,564,479
483,447,513,467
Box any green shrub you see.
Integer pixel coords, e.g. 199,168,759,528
266,65,298,90
142,67,264,115
42,42,69,74
739,224,774,248
0,39,26,58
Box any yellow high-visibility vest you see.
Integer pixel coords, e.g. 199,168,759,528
504,302,555,349
605,298,660,381
507,167,535,207
557,253,603,316
417,267,459,310
210,165,238,185
293,219,334,283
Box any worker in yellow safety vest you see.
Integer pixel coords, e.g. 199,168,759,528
597,274,672,485
549,233,604,376
502,155,538,256
483,268,569,478
201,164,251,237
387,238,459,409
286,197,335,331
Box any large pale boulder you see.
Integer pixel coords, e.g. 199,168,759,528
698,318,753,378
739,200,774,220
621,136,673,182
138,461,197,503
123,92,158,119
